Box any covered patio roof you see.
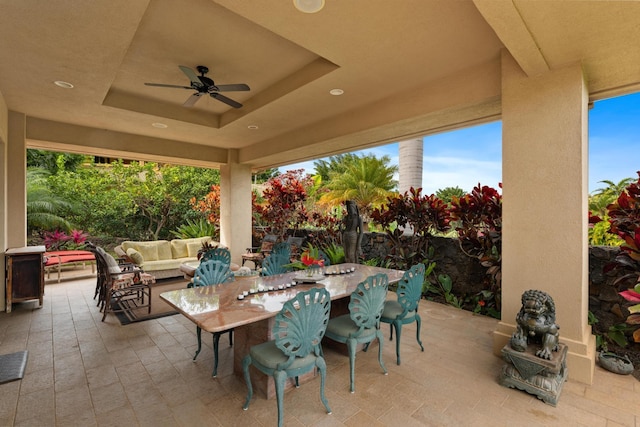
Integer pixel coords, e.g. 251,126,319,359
1,1,639,168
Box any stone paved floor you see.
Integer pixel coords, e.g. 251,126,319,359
0,270,639,426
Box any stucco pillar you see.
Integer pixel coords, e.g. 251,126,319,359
495,52,595,384
6,111,27,249
219,149,252,266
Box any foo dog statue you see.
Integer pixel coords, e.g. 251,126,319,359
510,290,560,360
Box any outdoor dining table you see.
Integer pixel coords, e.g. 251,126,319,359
160,263,404,398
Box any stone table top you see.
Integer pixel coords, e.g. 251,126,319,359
160,263,404,333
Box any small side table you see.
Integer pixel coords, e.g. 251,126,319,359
5,246,46,313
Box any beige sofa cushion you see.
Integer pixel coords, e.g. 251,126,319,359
170,237,214,259
122,240,171,262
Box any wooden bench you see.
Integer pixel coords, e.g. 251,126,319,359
44,250,96,283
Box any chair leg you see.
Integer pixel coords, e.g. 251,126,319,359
242,355,253,410
376,330,388,375
347,338,357,393
101,287,114,322
316,358,332,415
415,315,424,352
393,321,402,365
389,322,394,340
212,332,221,377
193,327,202,361
274,370,287,427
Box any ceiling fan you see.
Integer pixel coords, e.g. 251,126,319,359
144,65,250,108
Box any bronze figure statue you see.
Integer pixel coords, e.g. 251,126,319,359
342,200,363,264
510,289,560,360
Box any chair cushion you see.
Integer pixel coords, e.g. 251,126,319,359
381,300,416,320
325,314,377,339
249,340,318,370
96,247,122,274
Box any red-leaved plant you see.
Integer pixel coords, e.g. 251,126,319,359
371,187,451,270
449,183,503,308
602,171,640,343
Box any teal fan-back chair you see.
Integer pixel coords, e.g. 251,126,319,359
242,287,332,427
379,263,426,365
190,259,234,377
271,241,291,260
261,253,292,276
324,273,389,393
200,247,231,265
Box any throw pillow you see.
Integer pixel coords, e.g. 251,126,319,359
126,248,144,265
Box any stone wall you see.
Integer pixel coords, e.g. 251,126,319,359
361,233,627,323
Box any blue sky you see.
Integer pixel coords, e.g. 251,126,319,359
280,92,640,195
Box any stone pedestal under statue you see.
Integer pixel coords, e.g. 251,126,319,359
499,343,568,406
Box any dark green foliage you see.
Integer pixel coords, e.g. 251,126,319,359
27,150,86,174
47,160,219,241
27,168,76,233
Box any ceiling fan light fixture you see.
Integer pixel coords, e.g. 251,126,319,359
293,0,325,13
329,88,344,96
54,80,74,89
247,125,259,130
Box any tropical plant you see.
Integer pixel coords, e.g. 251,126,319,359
254,169,312,241
600,171,640,343
171,218,218,239
320,242,345,265
424,274,461,309
449,183,503,307
371,187,451,270
27,168,75,234
436,186,466,205
43,229,88,250
318,154,398,222
590,177,635,218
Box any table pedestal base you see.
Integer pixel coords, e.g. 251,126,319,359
499,343,568,406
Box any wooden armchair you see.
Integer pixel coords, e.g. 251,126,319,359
241,234,277,269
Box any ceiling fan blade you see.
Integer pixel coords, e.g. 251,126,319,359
183,93,203,107
179,65,202,86
214,83,250,92
144,83,192,89
210,92,242,108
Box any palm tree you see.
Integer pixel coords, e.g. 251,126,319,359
27,168,74,234
398,138,423,193
589,177,634,218
319,155,397,221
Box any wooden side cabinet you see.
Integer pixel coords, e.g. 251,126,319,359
5,246,46,313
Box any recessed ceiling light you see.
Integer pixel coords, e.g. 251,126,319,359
152,122,168,129
329,89,344,96
248,125,259,130
293,0,325,13
54,80,74,89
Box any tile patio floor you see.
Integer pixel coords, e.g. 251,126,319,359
0,269,639,426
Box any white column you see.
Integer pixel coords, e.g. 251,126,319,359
496,52,595,384
398,138,423,194
219,149,252,266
